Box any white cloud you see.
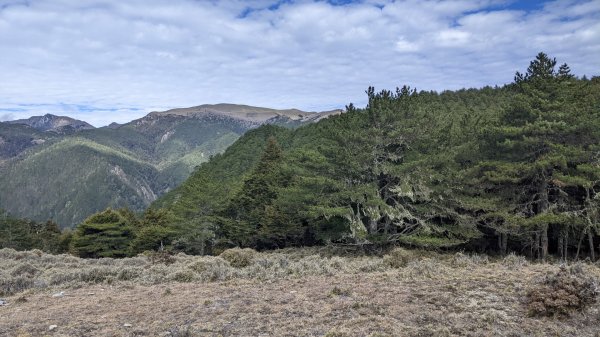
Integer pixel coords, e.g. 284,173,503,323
0,113,15,121
0,0,598,126
395,37,420,52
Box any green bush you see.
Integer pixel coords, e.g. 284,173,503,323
129,225,176,255
70,208,134,258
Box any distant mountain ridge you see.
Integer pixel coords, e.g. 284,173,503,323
6,114,95,133
150,103,342,123
0,104,342,227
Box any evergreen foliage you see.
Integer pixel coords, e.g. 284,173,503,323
154,53,600,258
70,208,135,258
4,53,599,260
0,210,69,253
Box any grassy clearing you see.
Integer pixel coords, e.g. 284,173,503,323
0,247,598,297
0,247,538,296
1,247,599,336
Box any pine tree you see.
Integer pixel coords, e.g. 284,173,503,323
223,136,290,248
71,208,134,258
473,53,600,260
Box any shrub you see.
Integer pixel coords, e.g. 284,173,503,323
147,250,176,265
188,257,234,281
383,247,413,268
450,252,489,268
10,263,39,278
501,253,528,268
527,263,599,317
0,276,34,296
169,270,196,283
79,266,116,283
219,247,257,268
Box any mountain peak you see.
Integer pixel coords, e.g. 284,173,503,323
6,114,95,132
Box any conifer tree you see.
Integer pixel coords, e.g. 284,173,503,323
71,208,134,258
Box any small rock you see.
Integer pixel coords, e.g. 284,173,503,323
0,299,7,306
87,293,95,296
49,325,58,331
123,323,132,328
52,292,65,298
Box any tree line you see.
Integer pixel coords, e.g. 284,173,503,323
2,53,599,260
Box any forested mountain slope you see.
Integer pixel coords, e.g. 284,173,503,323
152,54,600,259
0,105,334,227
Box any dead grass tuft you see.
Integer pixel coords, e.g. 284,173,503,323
450,252,489,268
501,252,529,268
147,250,176,265
383,247,414,268
219,247,257,268
527,262,599,317
330,285,352,297
10,263,39,278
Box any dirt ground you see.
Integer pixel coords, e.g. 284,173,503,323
2,264,600,337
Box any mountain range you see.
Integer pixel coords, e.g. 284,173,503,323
6,114,95,133
0,104,341,227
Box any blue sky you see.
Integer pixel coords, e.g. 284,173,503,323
0,0,599,126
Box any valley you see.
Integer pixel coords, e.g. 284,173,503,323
0,104,341,227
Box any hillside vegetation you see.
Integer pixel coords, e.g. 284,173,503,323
148,53,600,259
1,53,599,262
0,106,323,226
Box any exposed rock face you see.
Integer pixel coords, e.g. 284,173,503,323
6,114,95,133
109,165,157,203
160,131,175,143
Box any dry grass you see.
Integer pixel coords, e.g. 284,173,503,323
1,247,600,336
527,263,599,317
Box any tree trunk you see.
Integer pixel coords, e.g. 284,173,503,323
499,233,508,255
588,230,595,262
585,188,596,262
533,232,540,260
576,229,586,260
383,217,390,235
538,177,549,261
564,229,569,261
558,232,564,261
498,234,501,254
541,225,548,261
369,219,378,234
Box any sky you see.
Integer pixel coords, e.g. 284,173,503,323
0,0,599,126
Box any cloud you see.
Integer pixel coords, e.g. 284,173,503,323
0,0,598,126
0,113,15,121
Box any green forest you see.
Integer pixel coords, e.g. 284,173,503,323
2,53,599,260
